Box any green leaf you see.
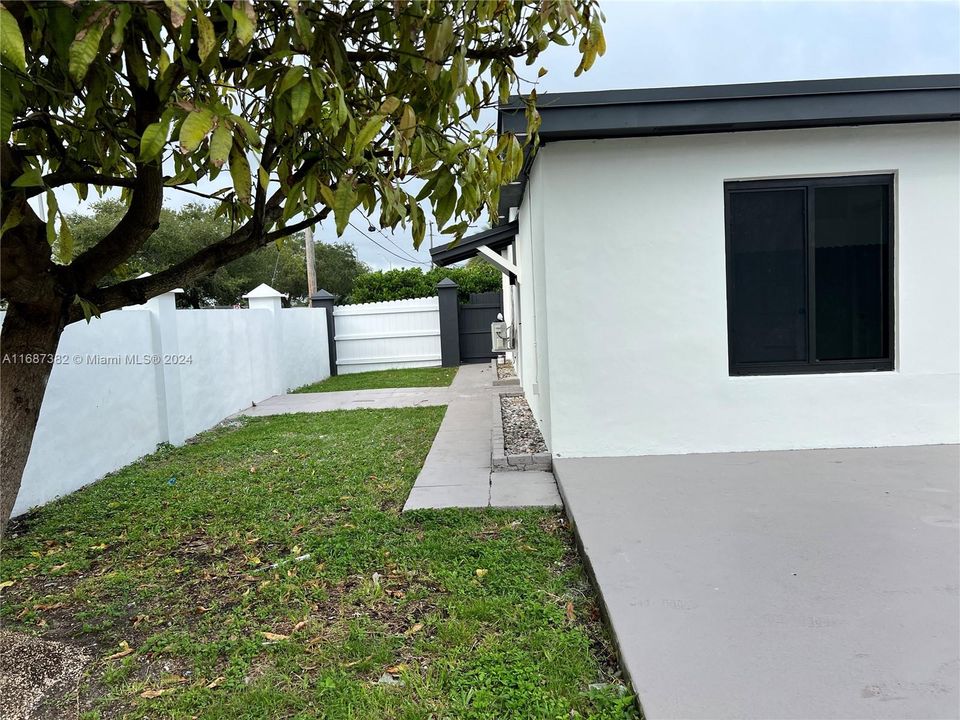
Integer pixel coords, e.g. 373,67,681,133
318,183,335,208
0,5,26,71
68,10,108,84
425,17,453,61
232,0,256,45
179,109,214,153
433,186,456,229
162,0,188,28
0,72,14,143
290,81,310,124
229,145,251,204
209,125,232,168
378,96,401,115
278,66,304,96
0,204,22,238
333,181,356,235
196,10,216,61
11,168,43,188
57,211,74,264
74,296,101,323
351,115,384,161
231,115,260,146
44,191,58,247
139,119,170,162
110,3,132,53
398,105,416,140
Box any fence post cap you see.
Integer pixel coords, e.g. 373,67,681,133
243,283,286,299
310,289,336,301
435,277,458,289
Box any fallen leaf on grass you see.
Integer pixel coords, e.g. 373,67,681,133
342,656,371,668
385,663,408,674
475,568,488,578
34,602,65,611
89,543,108,551
140,688,169,699
206,676,225,689
565,601,575,623
0,580,15,592
261,631,288,642
106,641,134,660
292,619,309,632
403,622,423,637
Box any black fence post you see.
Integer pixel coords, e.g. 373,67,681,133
310,289,338,376
436,278,460,367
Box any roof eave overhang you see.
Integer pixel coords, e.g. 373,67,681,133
429,221,519,267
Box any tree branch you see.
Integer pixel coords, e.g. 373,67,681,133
265,208,332,241
22,171,138,199
68,162,165,290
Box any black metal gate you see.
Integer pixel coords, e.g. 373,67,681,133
458,290,502,364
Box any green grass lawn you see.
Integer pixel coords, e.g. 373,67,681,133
293,366,458,393
1,407,637,720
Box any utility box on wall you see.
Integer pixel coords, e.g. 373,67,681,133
491,321,514,352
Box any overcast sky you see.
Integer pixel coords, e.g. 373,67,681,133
53,1,960,270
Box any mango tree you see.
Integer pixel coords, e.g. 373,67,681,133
0,0,604,529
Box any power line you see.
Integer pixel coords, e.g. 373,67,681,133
347,220,430,266
360,215,428,265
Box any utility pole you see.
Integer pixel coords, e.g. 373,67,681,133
304,225,317,297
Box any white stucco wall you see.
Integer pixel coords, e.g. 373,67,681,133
4,299,331,516
517,122,960,457
7,309,166,515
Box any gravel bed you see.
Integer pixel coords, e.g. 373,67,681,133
496,361,517,380
501,395,547,455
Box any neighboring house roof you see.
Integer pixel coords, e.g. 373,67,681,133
431,74,960,265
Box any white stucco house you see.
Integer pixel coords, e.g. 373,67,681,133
431,75,960,459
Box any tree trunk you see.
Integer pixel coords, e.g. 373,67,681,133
0,301,66,534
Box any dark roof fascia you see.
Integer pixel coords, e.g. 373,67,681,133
493,75,959,224
499,74,960,141
429,221,519,267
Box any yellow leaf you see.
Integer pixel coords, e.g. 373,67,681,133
106,641,134,660
385,663,407,674
206,676,225,689
475,568,488,578
403,622,423,637
139,688,169,699
261,631,288,642
0,580,14,592
89,543,108,551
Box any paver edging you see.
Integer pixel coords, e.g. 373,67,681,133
490,358,521,387
491,389,552,472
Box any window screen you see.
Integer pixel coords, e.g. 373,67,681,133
725,176,893,375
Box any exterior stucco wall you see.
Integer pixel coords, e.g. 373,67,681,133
521,122,960,457
514,159,554,449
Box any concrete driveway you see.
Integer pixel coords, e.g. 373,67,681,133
554,445,960,720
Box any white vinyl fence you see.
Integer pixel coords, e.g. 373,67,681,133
333,297,441,374
4,284,330,517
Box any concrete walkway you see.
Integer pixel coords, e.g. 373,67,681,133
236,365,562,511
403,363,561,511
554,445,960,720
239,386,453,415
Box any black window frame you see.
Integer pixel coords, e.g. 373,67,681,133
724,174,895,376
